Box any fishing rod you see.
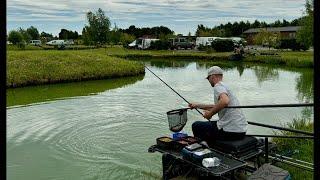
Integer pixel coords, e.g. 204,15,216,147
145,65,314,135
144,65,204,117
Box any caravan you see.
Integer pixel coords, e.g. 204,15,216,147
46,40,66,46
196,37,247,48
30,40,41,46
135,38,159,49
195,37,219,48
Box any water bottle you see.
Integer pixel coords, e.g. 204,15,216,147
202,157,221,168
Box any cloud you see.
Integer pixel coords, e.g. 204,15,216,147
7,0,305,35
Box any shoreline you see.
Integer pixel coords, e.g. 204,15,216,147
7,47,313,88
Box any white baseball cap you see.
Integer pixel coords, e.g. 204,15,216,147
206,66,223,79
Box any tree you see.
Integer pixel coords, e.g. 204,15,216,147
81,27,93,45
85,8,111,45
254,29,281,49
18,28,31,43
119,33,135,46
26,26,40,40
59,29,79,39
40,31,54,43
8,30,24,44
296,0,313,48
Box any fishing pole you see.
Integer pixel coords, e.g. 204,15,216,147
144,65,204,117
145,65,314,135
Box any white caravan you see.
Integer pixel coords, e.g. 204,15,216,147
136,38,159,49
195,37,219,47
128,40,137,48
46,40,66,46
196,36,246,48
30,40,41,46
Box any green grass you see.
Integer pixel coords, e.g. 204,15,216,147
7,49,145,88
104,47,233,60
7,44,43,51
272,118,314,180
244,51,313,68
7,47,313,87
102,47,313,68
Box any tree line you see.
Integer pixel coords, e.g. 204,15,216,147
195,18,303,37
8,0,313,49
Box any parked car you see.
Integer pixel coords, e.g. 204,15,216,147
30,40,41,46
169,37,195,50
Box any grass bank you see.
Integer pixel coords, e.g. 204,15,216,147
103,47,313,68
104,47,232,60
244,51,313,68
272,118,313,179
7,49,145,88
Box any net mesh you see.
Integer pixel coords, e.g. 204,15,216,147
167,108,188,132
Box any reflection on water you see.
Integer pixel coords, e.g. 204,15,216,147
295,69,313,102
7,75,144,107
252,66,279,85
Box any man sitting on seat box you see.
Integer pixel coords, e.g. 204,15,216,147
189,66,248,146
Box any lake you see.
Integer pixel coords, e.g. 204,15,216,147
7,59,313,180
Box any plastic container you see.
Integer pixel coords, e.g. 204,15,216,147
185,143,202,151
172,132,188,140
202,157,221,168
156,136,173,149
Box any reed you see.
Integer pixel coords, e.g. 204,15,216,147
272,117,313,179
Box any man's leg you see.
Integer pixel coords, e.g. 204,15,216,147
192,121,219,145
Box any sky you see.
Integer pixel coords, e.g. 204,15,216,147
7,0,306,36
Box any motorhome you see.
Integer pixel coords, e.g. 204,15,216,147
135,38,159,49
46,40,66,46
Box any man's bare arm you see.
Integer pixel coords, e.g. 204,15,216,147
203,93,229,119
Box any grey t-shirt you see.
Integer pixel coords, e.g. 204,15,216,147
213,81,248,133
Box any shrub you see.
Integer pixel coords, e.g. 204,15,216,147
149,40,170,50
17,42,26,50
211,39,234,52
8,30,24,45
277,39,309,51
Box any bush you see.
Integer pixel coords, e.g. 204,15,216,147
211,39,235,52
8,30,24,45
149,40,170,50
17,42,26,50
277,39,309,51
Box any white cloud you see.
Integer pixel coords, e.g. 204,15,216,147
7,0,305,35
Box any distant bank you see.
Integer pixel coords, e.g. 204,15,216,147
7,47,313,88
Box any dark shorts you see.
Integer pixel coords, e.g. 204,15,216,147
192,121,246,146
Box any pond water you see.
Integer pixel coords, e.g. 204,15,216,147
7,59,313,180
